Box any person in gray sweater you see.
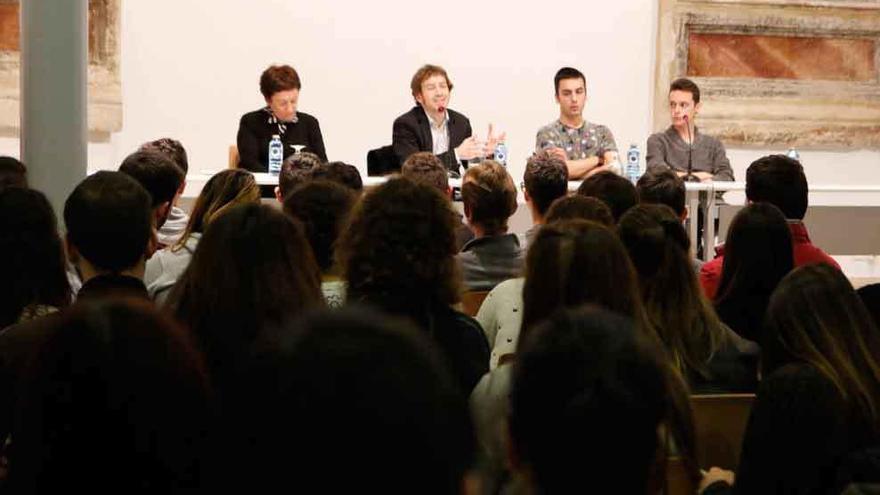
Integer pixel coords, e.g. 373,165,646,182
646,78,734,182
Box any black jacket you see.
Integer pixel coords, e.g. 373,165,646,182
236,109,327,172
392,105,472,175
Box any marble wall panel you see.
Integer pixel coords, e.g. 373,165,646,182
688,33,875,81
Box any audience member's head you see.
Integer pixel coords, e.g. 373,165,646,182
227,307,475,492
338,178,460,314
276,151,324,201
637,168,686,219
0,156,27,189
461,160,517,236
520,219,649,346
10,298,211,493
0,188,71,328
544,195,614,227
746,154,808,220
523,151,568,223
138,138,189,175
619,204,727,381
64,171,154,279
765,264,880,434
283,180,357,275
509,306,697,493
175,169,260,250
576,171,638,222
717,203,794,302
119,150,184,228
166,203,324,387
714,203,794,342
311,161,363,192
401,152,450,197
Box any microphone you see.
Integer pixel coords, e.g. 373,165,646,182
683,115,699,182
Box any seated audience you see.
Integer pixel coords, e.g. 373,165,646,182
337,178,489,394
138,138,190,246
576,170,638,222
521,150,568,245
223,308,476,493
145,169,260,302
165,203,324,394
618,204,758,393
119,149,185,234
310,161,363,192
714,203,794,342
471,219,655,492
7,298,212,493
0,156,27,189
477,195,613,370
274,151,324,202
0,188,71,329
702,264,880,494
401,151,474,249
701,154,840,298
283,180,357,308
0,172,155,459
457,160,523,291
510,307,698,493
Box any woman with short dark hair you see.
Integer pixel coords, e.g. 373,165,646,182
236,64,327,171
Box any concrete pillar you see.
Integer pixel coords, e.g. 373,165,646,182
20,0,89,225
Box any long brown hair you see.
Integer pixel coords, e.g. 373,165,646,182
519,220,654,352
172,169,259,252
165,204,324,387
765,264,880,433
618,204,727,379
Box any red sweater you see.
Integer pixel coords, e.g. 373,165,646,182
700,222,840,300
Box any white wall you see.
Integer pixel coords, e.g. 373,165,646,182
1,0,877,199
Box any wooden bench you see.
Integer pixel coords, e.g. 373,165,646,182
692,393,755,470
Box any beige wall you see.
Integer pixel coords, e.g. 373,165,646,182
0,0,877,201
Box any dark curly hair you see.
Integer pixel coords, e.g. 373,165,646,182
283,180,357,273
337,178,461,312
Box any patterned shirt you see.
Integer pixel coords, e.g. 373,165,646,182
535,119,618,161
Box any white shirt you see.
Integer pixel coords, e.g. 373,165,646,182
424,108,450,156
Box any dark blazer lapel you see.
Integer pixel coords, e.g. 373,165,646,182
413,106,432,150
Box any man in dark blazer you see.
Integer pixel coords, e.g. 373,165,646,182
393,65,500,177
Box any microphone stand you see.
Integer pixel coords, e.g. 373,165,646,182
683,116,699,183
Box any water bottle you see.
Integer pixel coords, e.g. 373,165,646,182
786,147,800,162
625,144,641,184
268,135,283,175
494,141,508,167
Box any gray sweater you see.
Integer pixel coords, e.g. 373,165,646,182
646,126,734,181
